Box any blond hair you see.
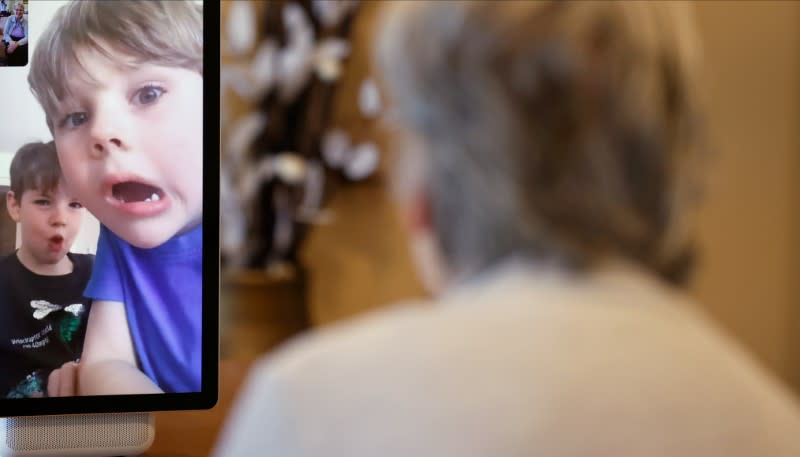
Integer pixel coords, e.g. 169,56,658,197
28,0,203,133
377,1,706,284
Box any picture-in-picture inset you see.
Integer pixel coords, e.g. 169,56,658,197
0,0,29,67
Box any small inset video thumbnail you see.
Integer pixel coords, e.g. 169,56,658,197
0,0,28,67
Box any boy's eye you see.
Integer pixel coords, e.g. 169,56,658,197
134,85,166,105
33,199,50,207
69,202,83,209
61,112,88,129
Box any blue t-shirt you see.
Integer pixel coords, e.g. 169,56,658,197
85,224,203,393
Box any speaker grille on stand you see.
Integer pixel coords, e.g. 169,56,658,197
4,413,152,452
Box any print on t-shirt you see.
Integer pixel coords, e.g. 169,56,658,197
0,253,94,398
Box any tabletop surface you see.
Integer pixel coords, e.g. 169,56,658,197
143,358,254,457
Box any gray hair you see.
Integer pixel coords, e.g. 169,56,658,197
28,0,202,133
376,1,706,284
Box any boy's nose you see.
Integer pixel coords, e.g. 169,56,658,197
91,138,124,159
50,206,69,226
89,103,128,159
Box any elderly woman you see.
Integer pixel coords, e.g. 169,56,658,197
215,2,800,456
3,1,26,66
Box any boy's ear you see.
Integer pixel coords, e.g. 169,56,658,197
6,190,21,223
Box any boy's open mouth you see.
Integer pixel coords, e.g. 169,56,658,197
48,235,64,252
112,181,165,204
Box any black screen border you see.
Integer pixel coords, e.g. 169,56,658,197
0,0,220,417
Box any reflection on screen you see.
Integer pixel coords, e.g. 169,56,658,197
0,0,204,399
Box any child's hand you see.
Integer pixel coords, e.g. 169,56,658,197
47,361,79,397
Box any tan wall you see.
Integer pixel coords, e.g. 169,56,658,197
691,1,800,390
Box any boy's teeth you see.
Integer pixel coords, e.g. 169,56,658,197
121,193,160,203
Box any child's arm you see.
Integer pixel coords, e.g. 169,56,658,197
50,300,162,396
78,300,162,395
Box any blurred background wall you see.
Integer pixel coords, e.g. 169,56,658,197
221,1,800,394
691,1,800,389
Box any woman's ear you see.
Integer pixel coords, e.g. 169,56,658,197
390,131,450,294
404,189,432,235
6,190,21,223
404,191,449,295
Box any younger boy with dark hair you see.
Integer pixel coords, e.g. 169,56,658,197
0,141,92,398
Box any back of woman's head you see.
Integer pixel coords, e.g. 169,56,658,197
376,0,706,285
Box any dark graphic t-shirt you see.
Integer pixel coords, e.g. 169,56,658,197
0,252,94,397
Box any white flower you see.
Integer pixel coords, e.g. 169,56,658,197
276,3,316,101
251,40,280,95
321,129,381,181
296,160,332,224
358,78,382,118
312,0,359,29
222,64,260,100
344,142,380,181
321,128,351,168
313,38,350,82
220,171,248,263
225,112,268,171
273,152,309,185
222,3,353,105
226,1,257,56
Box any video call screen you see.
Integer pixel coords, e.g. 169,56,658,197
0,0,218,416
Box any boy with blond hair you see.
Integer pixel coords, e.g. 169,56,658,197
28,0,204,396
0,141,92,398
